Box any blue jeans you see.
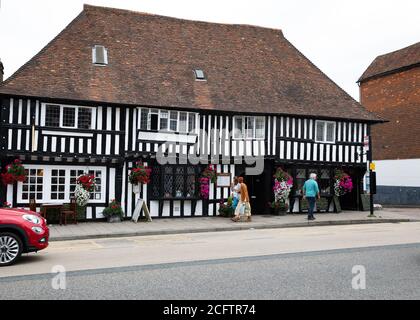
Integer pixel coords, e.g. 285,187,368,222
307,197,316,218
232,196,239,209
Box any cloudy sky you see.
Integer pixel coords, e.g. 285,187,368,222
0,0,419,100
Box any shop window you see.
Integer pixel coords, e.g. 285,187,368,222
296,168,306,196
319,169,331,195
149,165,200,199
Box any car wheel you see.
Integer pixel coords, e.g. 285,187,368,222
0,232,23,266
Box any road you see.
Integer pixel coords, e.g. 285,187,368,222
1,222,420,299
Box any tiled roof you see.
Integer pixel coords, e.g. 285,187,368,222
359,42,420,82
0,4,382,122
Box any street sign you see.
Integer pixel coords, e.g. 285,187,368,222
363,135,370,150
370,162,376,171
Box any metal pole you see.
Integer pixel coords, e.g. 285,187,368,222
368,128,375,217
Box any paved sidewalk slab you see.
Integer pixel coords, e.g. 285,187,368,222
47,208,420,241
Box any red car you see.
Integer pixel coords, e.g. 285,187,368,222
0,208,49,266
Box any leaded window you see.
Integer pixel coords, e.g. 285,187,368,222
160,111,168,130
319,169,331,195
44,104,93,129
78,108,92,129
150,166,161,198
149,165,199,199
45,105,60,127
140,108,149,130
63,107,76,127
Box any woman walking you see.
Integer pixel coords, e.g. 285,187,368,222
230,177,241,210
232,177,252,222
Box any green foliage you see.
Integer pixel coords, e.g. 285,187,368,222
102,199,124,218
218,197,235,217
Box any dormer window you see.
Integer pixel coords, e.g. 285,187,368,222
194,69,206,81
92,45,108,65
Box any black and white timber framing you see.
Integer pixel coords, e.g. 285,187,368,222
0,95,370,219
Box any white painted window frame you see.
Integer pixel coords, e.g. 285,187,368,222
233,116,265,140
41,103,96,130
315,120,336,144
17,164,106,204
139,108,198,134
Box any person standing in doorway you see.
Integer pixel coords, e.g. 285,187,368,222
303,173,320,220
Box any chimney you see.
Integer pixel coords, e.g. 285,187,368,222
0,59,4,82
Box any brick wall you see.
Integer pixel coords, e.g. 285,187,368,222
360,67,420,160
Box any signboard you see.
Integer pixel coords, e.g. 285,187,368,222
216,173,231,187
363,135,370,151
131,198,152,223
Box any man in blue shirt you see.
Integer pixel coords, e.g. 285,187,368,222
303,173,320,220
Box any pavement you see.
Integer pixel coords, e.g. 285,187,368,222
48,207,420,241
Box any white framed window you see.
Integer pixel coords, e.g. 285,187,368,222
92,45,108,65
139,108,198,134
17,165,106,203
315,120,336,143
42,103,95,129
233,116,265,140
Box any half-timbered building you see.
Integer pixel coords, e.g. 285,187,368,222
0,5,382,220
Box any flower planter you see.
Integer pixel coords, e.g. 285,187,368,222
273,207,287,216
107,215,122,223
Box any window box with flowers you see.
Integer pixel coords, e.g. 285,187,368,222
102,199,124,223
1,159,27,185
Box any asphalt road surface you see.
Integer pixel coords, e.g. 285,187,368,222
1,223,420,299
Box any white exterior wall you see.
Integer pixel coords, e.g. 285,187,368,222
375,159,420,187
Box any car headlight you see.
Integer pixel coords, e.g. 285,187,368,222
32,227,43,234
22,214,41,225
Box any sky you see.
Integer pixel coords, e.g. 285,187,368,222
0,0,419,100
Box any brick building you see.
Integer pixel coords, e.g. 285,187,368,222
359,42,420,205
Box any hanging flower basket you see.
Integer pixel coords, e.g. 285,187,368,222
74,173,97,207
334,170,353,197
129,161,152,185
199,165,216,199
272,167,293,202
1,159,27,185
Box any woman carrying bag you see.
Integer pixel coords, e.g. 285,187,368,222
232,177,252,222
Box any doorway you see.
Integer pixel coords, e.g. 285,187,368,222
236,161,272,215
